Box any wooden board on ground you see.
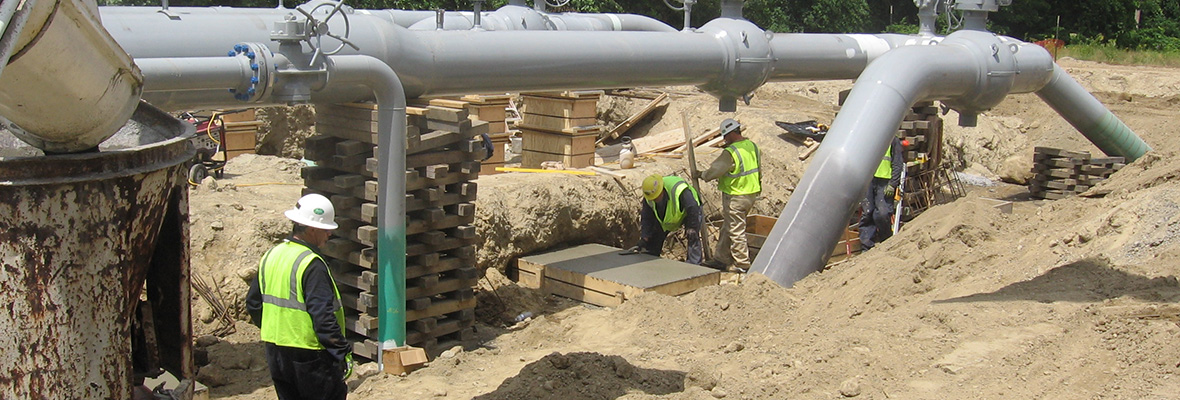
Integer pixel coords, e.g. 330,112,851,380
521,150,595,169
515,243,720,307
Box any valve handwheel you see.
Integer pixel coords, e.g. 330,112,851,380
296,0,359,64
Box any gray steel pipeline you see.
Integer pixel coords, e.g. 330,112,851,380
767,33,936,81
1036,64,1152,160
137,57,260,91
405,7,676,32
751,31,1057,287
103,9,771,110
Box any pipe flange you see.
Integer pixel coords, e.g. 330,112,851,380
226,42,273,103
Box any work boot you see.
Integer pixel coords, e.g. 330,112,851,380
702,259,727,271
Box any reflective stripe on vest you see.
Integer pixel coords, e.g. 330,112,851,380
719,139,762,195
874,143,893,179
258,240,345,350
646,176,700,232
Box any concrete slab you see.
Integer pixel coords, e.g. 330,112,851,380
517,243,720,307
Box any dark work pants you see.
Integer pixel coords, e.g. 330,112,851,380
859,177,894,250
643,213,704,265
265,343,347,400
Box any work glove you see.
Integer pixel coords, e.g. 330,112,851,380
341,353,354,380
883,184,896,199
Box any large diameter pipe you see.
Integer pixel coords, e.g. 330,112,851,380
137,57,259,91
1036,64,1152,161
323,55,409,351
0,0,142,153
767,33,930,81
750,31,1049,287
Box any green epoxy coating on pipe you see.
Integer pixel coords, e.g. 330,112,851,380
378,226,407,345
1090,111,1152,161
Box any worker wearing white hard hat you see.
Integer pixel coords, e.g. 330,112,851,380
246,193,351,400
693,118,761,273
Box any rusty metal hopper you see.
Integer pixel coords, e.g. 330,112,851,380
0,102,195,399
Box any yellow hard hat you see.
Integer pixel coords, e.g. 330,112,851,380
642,175,664,201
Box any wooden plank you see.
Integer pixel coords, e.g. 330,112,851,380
223,130,256,151
521,113,598,131
521,150,596,169
1034,146,1091,160
604,92,667,141
428,98,470,109
521,130,598,155
520,96,598,119
315,123,380,144
426,105,470,122
466,104,507,122
670,127,723,153
746,214,777,236
514,123,602,136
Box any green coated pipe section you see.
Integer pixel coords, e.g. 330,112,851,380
1037,64,1152,161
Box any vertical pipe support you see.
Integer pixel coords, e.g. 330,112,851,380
323,55,409,360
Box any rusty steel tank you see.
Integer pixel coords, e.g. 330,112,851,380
0,102,196,399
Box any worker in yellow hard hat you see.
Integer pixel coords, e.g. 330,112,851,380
694,118,760,272
625,174,704,264
246,193,351,400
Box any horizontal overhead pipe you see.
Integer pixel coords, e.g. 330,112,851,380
751,31,1058,287
1036,64,1152,161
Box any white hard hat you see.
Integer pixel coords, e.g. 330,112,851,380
284,193,338,230
720,118,742,135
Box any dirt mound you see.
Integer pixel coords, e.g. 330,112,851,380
473,352,685,399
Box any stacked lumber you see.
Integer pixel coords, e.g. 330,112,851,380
461,94,513,175
895,101,959,219
303,102,487,359
218,109,261,160
1029,147,1124,200
518,91,604,168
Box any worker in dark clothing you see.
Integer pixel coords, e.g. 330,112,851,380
859,134,906,251
246,193,350,400
627,174,704,264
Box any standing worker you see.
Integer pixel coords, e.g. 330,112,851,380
860,133,905,251
247,193,351,400
626,174,705,265
696,118,761,272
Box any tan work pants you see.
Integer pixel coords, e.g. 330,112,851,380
714,192,757,269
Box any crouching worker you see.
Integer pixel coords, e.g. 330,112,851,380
625,174,704,264
246,193,351,400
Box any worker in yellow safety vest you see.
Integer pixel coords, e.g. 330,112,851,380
859,133,905,250
626,174,705,264
695,118,761,272
246,193,351,400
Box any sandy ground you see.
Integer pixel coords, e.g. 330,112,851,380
187,58,1180,399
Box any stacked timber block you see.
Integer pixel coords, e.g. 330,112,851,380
895,101,951,219
302,102,488,359
461,94,513,175
518,91,604,168
219,109,261,160
1029,146,1124,200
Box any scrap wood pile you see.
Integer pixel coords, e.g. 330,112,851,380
1029,146,1124,200
302,100,490,359
629,125,724,158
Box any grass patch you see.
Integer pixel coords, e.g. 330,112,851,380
1056,44,1180,68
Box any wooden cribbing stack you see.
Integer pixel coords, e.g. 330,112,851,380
460,94,512,175
518,90,604,168
302,101,488,359
894,101,963,219
1029,146,1124,200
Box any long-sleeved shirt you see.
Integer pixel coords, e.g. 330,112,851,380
701,149,736,182
246,237,350,362
886,137,905,187
639,186,703,241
